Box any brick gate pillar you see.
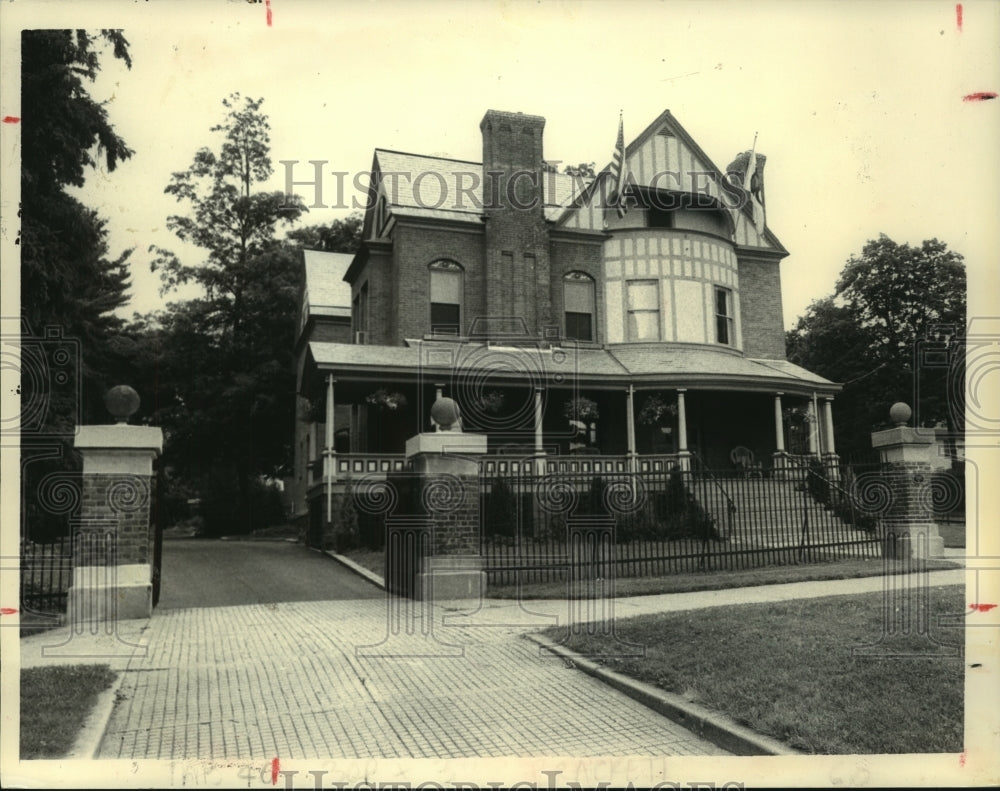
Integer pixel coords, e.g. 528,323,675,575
404,397,487,600
68,386,163,622
870,402,946,559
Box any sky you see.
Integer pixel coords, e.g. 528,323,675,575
2,0,998,331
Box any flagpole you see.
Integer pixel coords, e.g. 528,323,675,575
743,132,758,191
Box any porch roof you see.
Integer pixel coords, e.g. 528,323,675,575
306,339,839,395
607,346,838,389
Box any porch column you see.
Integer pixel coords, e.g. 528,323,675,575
807,396,819,456
676,388,690,471
325,375,337,523
626,385,637,472
823,397,836,455
773,392,785,452
534,386,544,469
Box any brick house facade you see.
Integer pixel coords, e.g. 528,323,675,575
292,109,840,527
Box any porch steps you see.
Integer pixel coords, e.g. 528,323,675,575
690,478,872,550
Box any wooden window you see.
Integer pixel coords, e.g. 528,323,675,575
563,271,595,341
353,282,369,343
429,260,464,334
627,280,660,341
715,286,734,345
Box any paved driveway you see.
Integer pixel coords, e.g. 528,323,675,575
157,539,382,608
98,541,726,759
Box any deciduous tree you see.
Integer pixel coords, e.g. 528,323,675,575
149,93,306,534
787,235,966,459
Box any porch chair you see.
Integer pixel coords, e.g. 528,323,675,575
730,446,763,479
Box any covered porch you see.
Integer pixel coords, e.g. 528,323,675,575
297,340,841,493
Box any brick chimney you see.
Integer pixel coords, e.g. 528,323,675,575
479,110,552,338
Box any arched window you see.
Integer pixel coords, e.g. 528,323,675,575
563,271,596,341
429,260,464,335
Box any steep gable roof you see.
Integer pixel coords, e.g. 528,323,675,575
556,110,788,254
368,149,592,225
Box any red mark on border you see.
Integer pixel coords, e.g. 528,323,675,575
0,607,17,615
956,4,963,32
963,92,998,102
959,751,967,766
2,116,20,124
266,0,273,27
970,603,997,612
271,758,279,785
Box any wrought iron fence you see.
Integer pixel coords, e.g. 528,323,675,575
20,535,72,614
480,461,884,585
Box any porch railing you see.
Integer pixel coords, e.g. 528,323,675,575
310,453,684,483
310,453,407,483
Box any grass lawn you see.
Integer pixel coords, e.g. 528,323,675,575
541,584,965,754
488,556,960,598
937,521,965,548
20,664,118,759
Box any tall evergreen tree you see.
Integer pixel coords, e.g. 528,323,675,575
20,29,135,428
18,30,135,543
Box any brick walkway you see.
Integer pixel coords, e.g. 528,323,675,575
95,597,726,759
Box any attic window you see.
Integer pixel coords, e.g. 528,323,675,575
647,206,675,228
657,127,675,137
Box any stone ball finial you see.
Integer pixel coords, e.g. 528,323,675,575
889,401,911,427
105,385,140,424
430,396,462,432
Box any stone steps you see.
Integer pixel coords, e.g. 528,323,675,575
690,477,871,547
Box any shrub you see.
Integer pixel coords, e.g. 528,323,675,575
580,475,608,516
806,458,832,505
484,476,517,539
648,471,719,541
324,480,360,552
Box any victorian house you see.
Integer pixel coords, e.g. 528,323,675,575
291,109,839,528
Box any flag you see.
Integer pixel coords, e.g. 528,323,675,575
609,112,629,218
743,132,765,233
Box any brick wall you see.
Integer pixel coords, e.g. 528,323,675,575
78,474,153,566
550,236,605,343
358,246,395,345
737,257,786,359
308,317,351,343
422,474,480,555
880,461,936,525
481,110,552,336
393,222,486,340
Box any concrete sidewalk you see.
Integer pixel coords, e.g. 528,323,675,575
444,567,967,627
17,567,965,760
